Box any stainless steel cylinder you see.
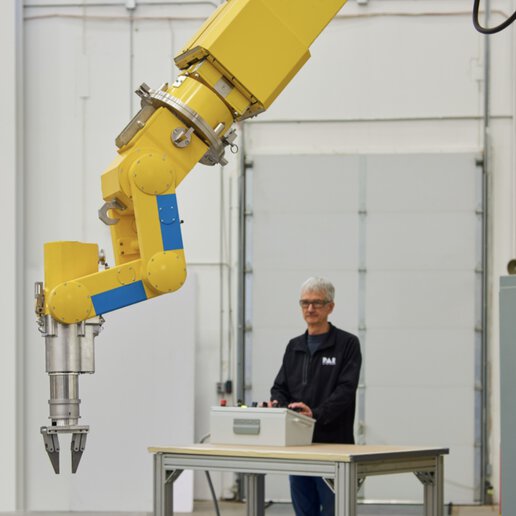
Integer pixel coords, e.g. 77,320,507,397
42,316,103,428
49,373,81,426
44,318,98,374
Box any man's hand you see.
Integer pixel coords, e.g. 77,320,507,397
288,402,313,418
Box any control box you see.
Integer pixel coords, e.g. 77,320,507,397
210,407,315,446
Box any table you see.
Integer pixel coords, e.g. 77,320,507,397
149,443,449,516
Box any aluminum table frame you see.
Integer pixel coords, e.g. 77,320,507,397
150,443,448,516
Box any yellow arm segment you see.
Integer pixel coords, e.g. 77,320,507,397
175,0,348,119
42,0,348,324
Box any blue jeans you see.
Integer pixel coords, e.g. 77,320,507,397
289,475,334,516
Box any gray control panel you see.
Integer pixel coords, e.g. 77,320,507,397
210,407,315,446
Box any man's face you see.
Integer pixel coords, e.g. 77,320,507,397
299,290,334,326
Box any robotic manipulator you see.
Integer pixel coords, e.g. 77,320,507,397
34,0,348,474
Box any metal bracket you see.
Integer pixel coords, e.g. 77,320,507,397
34,281,45,316
415,471,435,486
172,126,194,148
222,127,238,155
166,469,184,484
34,282,47,336
98,199,127,225
115,103,157,148
323,476,365,493
135,81,238,167
323,477,334,493
99,248,110,269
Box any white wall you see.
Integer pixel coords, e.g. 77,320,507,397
0,0,513,509
0,0,21,511
16,0,231,510
243,0,514,503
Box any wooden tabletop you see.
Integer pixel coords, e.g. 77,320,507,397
149,443,449,462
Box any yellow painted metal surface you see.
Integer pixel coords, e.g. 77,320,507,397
167,77,234,134
48,281,93,324
42,0,349,323
186,60,251,117
112,214,139,265
130,180,166,264
265,1,347,48
131,152,175,196
175,0,308,116
116,264,137,285
43,91,220,322
175,0,348,118
77,261,142,296
145,250,187,293
101,154,132,208
102,107,207,269
47,259,148,323
44,242,98,295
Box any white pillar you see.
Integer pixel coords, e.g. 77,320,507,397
0,0,22,511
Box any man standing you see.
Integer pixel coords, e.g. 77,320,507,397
270,277,362,516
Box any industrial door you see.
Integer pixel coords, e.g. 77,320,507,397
245,153,483,504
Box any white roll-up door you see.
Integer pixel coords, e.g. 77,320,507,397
246,153,483,504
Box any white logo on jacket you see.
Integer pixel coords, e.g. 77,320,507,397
322,356,336,365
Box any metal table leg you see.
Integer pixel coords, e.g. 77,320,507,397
427,455,444,516
154,453,166,516
335,462,357,516
416,456,444,516
154,453,183,516
245,473,265,516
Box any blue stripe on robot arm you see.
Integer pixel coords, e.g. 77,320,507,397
157,194,184,251
91,281,148,315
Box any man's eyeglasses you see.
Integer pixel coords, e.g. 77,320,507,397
299,299,329,309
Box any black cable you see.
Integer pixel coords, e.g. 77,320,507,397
204,470,222,516
473,0,516,34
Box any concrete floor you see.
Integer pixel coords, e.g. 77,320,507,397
0,501,499,516
0,501,500,515
183,500,500,515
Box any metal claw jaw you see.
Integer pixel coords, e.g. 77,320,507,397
41,425,89,474
41,427,60,474
71,430,88,473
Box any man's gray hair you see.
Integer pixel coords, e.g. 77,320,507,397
300,277,335,302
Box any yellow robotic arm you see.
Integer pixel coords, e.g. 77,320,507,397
35,0,348,473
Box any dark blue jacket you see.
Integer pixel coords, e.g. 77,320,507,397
270,323,362,444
